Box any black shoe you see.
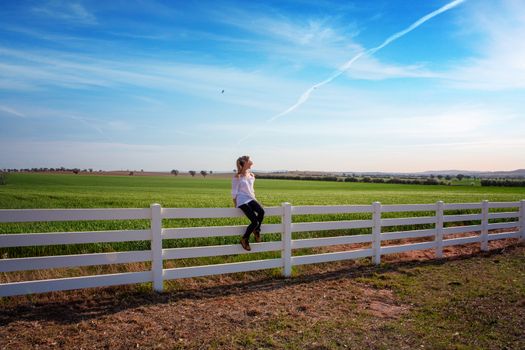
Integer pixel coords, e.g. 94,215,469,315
254,229,261,243
240,238,251,251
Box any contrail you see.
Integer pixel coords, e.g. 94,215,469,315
238,0,465,144
0,105,26,118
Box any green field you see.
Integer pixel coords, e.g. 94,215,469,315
2,173,525,209
0,173,524,260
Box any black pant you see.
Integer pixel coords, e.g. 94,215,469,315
239,200,265,240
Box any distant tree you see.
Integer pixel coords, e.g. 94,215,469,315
430,174,435,179
445,175,452,180
89,168,93,173
170,169,179,176
200,170,208,177
437,175,443,180
72,168,80,174
424,178,439,185
0,172,7,185
456,174,464,181
209,170,213,174
129,171,134,176
189,170,196,177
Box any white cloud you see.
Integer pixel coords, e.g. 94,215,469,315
443,0,525,90
32,1,97,25
344,59,438,80
211,7,437,81
0,46,307,113
203,97,524,150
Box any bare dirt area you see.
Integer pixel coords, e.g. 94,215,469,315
0,237,522,349
0,272,407,349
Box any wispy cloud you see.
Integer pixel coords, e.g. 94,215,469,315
0,46,306,113
0,105,26,118
208,101,519,145
442,0,525,90
238,0,466,143
211,5,436,81
220,11,352,46
32,1,97,25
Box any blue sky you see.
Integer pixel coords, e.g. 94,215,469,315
0,0,524,172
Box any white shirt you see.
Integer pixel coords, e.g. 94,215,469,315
231,173,256,207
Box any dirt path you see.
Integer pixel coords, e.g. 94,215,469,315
0,238,521,349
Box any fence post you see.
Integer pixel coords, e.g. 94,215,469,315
372,202,381,265
435,201,444,258
282,202,292,277
150,203,163,292
520,199,525,241
481,200,489,252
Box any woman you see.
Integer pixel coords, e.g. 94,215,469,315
232,155,265,251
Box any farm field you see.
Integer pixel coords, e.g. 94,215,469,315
2,173,525,209
1,173,524,260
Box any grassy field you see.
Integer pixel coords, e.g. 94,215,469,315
0,173,524,259
2,173,525,209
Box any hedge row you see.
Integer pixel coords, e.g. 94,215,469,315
256,175,338,182
256,175,441,185
480,179,525,187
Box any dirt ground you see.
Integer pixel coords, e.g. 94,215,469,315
0,235,522,349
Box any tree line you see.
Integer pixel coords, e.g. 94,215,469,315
256,174,524,187
171,170,213,177
256,174,442,185
2,167,96,173
480,179,525,187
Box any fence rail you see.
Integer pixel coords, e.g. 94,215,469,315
1,200,524,297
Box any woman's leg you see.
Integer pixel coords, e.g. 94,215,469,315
247,200,265,232
239,203,259,240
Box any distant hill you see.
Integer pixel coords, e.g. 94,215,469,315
418,169,525,178
267,169,525,178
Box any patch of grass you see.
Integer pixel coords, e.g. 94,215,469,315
209,246,525,349
356,246,525,349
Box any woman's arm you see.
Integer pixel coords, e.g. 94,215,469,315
231,176,240,207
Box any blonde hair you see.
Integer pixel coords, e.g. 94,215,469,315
236,155,250,176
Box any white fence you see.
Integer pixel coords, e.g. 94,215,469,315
1,200,524,297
